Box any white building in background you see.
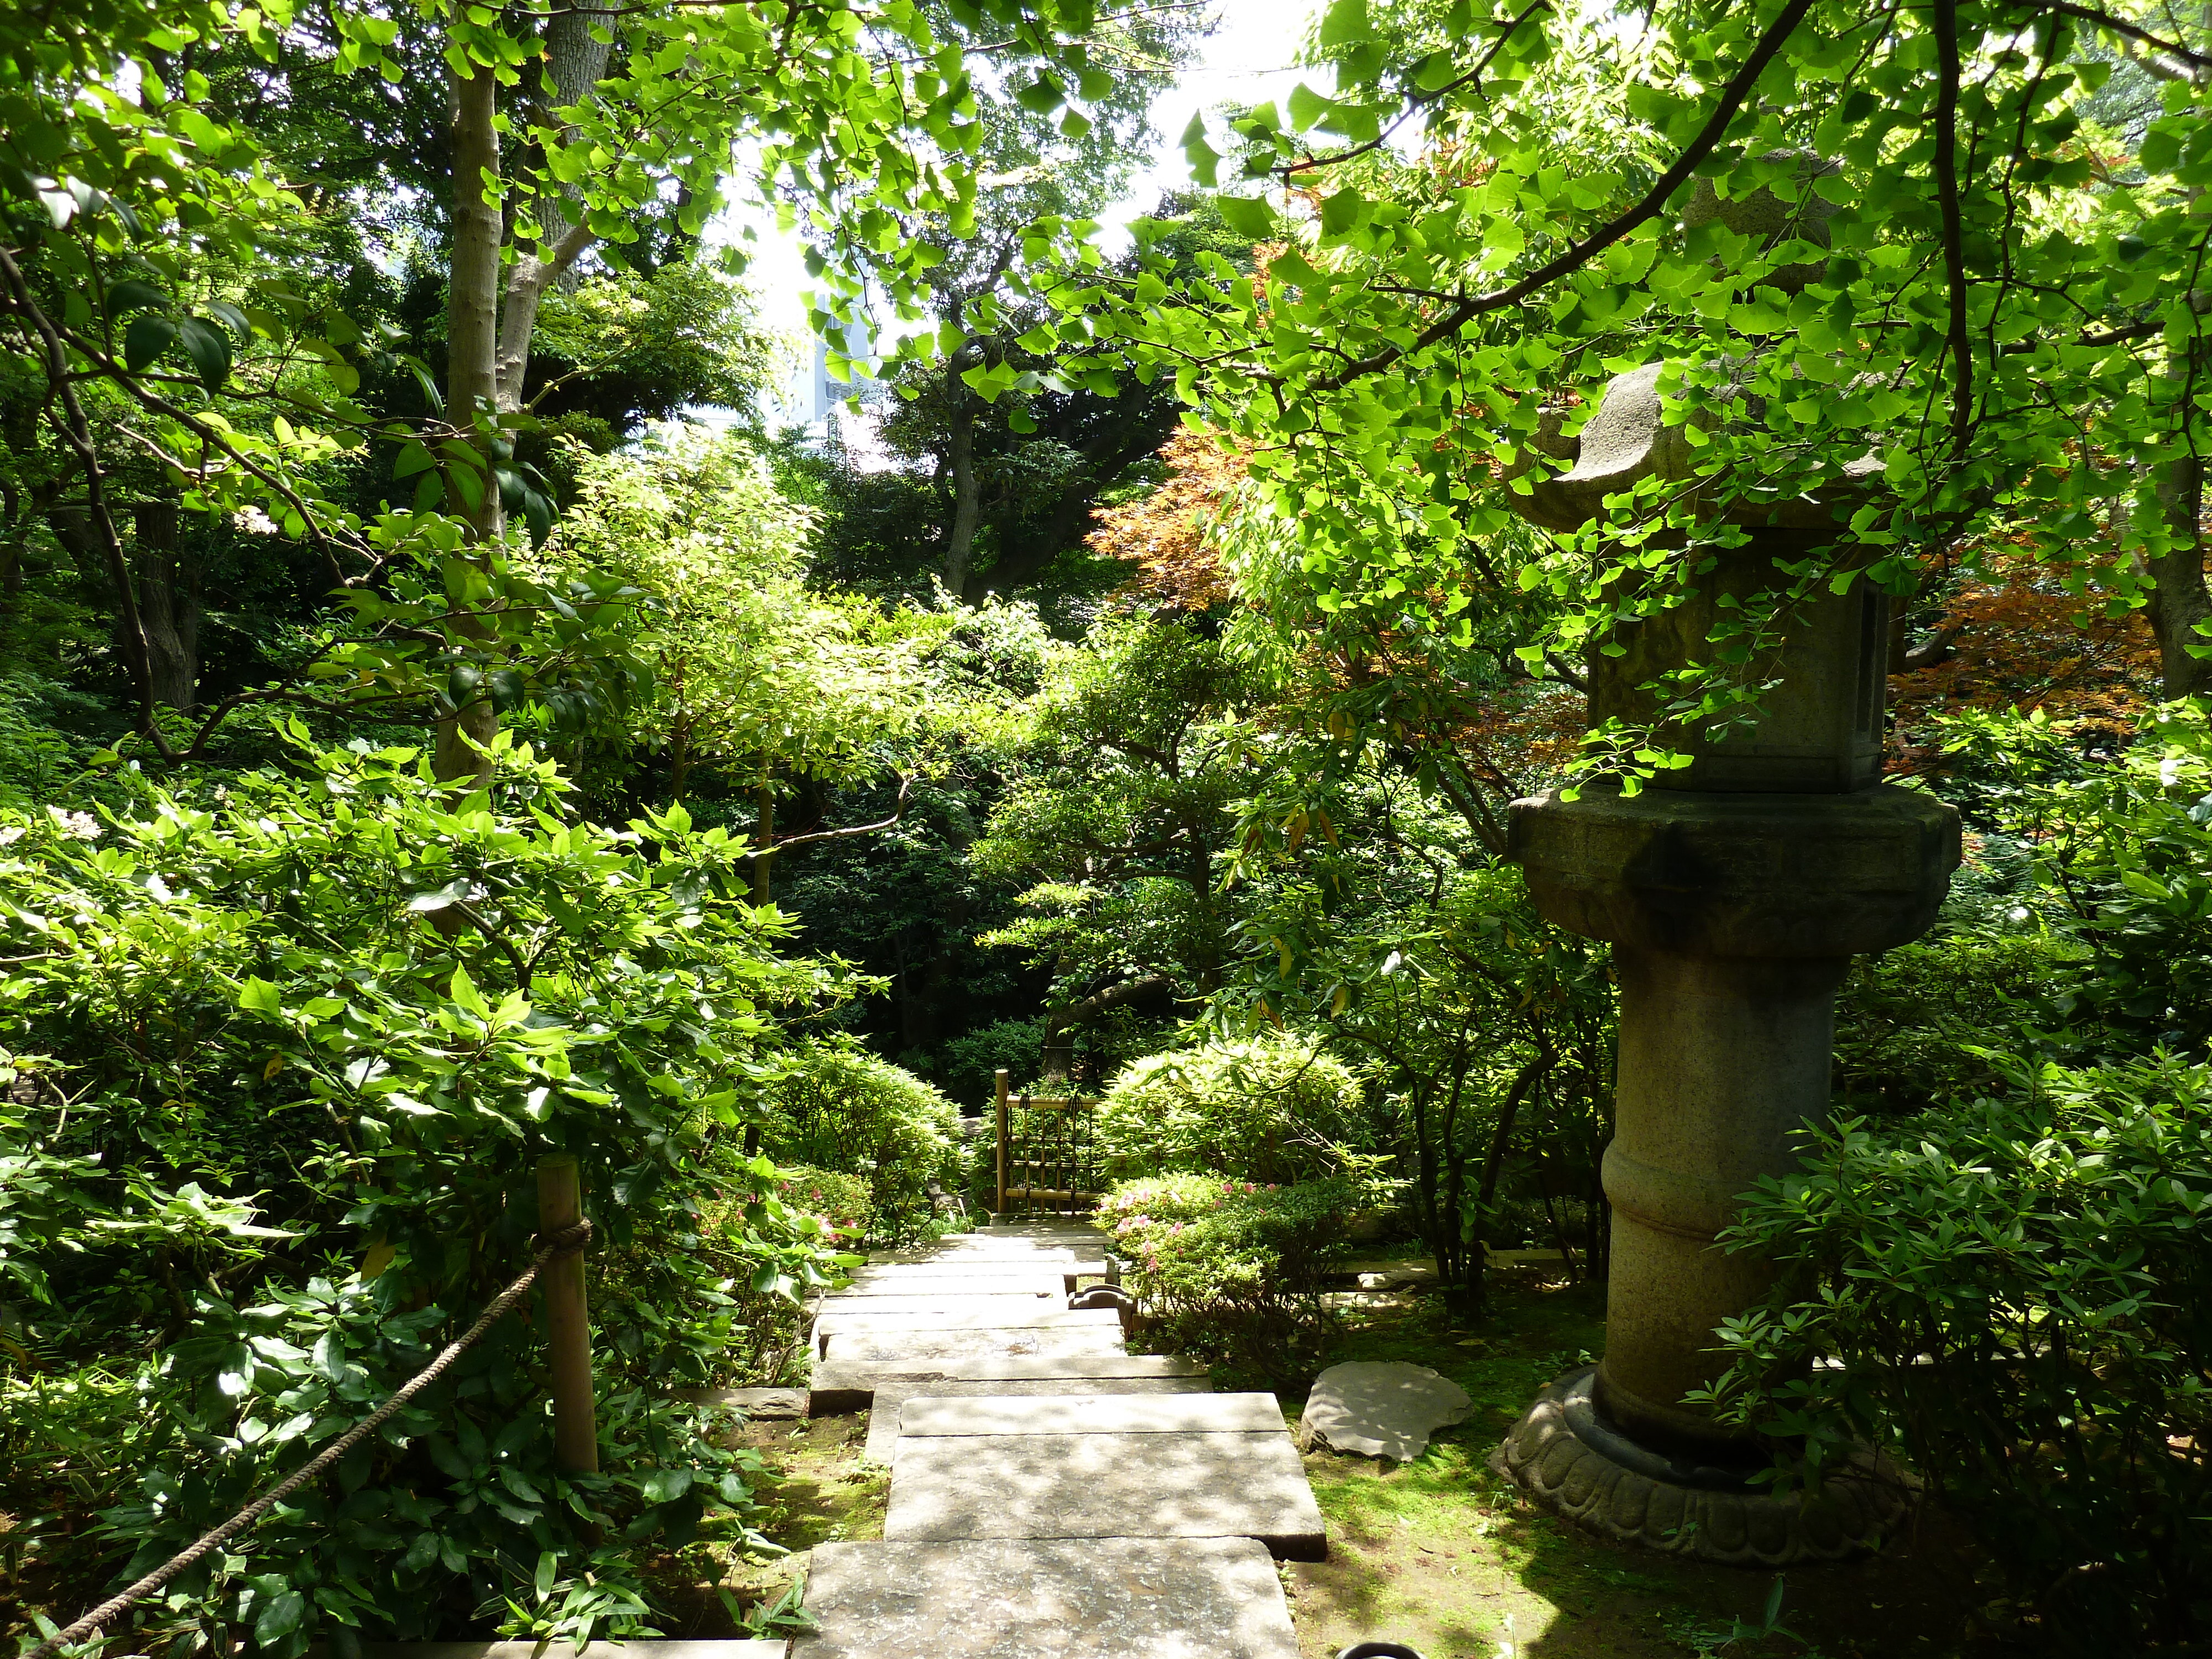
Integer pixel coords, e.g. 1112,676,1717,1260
768,315,889,467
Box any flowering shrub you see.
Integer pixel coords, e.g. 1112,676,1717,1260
1095,1034,1365,1185
1099,1172,1371,1379
772,1165,875,1243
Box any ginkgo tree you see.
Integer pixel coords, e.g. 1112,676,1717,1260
1012,0,2212,782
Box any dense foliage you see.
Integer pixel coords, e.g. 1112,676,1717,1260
12,0,2212,1644
1098,1172,1375,1379
759,1041,962,1246
1703,1051,2212,1647
0,738,859,1648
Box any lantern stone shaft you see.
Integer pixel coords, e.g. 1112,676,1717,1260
1493,361,1960,1563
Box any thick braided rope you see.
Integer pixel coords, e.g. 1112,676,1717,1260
27,1220,594,1659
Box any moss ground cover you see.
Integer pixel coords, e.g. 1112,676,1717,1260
1279,1271,1996,1659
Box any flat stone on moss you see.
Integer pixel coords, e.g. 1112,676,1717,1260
1297,1361,1473,1462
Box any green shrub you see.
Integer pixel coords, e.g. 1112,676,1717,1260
1099,1172,1371,1379
1700,1051,2212,1648
0,738,854,1654
760,1042,959,1244
1834,931,2078,1112
1094,1034,1364,1185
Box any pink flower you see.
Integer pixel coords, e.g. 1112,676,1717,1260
1244,1183,1256,1193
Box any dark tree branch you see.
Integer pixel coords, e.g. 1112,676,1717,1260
1933,0,1974,457
0,244,176,757
1281,0,1554,181
2020,0,2212,72
768,774,915,855
1309,0,1817,392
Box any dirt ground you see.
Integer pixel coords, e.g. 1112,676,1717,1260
657,1270,2001,1656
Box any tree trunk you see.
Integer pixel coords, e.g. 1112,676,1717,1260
2148,451,2212,700
131,501,199,713
439,49,507,788
531,12,612,298
942,370,983,601
752,769,775,904
1040,975,1173,1083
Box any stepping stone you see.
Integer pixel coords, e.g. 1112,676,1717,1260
816,1291,1060,1318
1297,1360,1473,1462
810,1353,1206,1414
675,1386,808,1420
793,1536,1297,1659
883,1430,1326,1559
838,1270,1065,1293
814,1305,1121,1338
868,1244,1108,1279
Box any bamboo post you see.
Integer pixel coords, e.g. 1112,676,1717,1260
994,1069,1010,1219
537,1154,599,1474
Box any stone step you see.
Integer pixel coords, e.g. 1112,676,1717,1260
817,1292,1063,1322
816,1324,1129,1365
883,1430,1326,1560
363,1645,786,1659
839,1270,1068,1293
868,1242,1106,1271
811,1353,1206,1413
791,1537,1297,1659
861,1378,1212,1463
895,1391,1283,1438
978,1220,1106,1238
818,1310,1124,1354
675,1385,809,1420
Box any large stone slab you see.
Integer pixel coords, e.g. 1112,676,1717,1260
838,1270,1064,1294
816,1305,1120,1336
883,1431,1326,1559
896,1391,1281,1437
865,1244,1109,1283
980,1220,1105,1236
816,1324,1127,1365
811,1352,1204,1413
862,1377,1209,1463
1297,1360,1472,1462
816,1292,1060,1320
365,1645,786,1659
794,1537,1296,1659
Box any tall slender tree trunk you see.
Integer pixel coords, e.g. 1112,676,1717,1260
131,501,199,713
2149,450,2212,701
530,13,613,301
943,379,983,600
439,51,508,789
752,767,775,904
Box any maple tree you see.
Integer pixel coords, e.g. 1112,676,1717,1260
1086,426,1245,611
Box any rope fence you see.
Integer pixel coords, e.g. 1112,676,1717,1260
26,1218,596,1659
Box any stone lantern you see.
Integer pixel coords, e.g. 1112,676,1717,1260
1493,175,1962,1564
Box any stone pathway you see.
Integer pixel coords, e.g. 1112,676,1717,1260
792,1219,1317,1658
